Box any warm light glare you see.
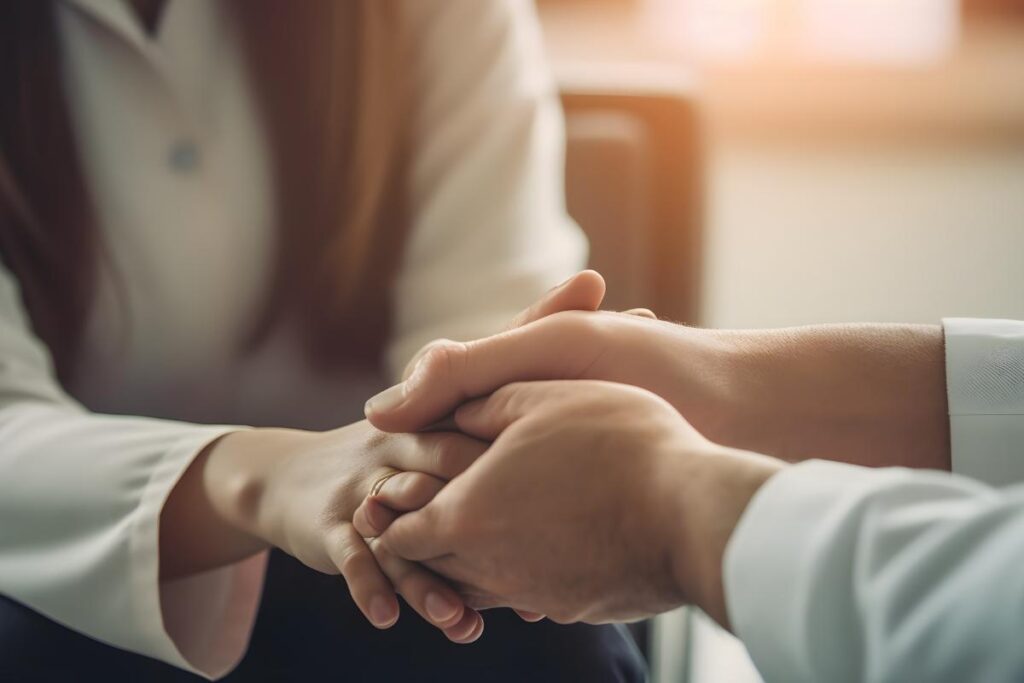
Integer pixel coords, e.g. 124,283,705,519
644,0,961,64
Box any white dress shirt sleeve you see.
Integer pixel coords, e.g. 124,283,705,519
0,265,264,679
724,318,1024,682
944,318,1024,486
724,461,1024,683
386,0,587,379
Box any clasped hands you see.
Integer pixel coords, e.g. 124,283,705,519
337,269,946,639
345,270,780,637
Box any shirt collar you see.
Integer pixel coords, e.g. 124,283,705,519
60,0,152,53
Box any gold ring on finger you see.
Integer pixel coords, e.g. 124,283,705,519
370,470,403,498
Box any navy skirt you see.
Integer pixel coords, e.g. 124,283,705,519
0,550,647,682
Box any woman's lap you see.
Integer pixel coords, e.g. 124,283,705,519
1,551,647,682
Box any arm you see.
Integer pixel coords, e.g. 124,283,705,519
361,378,1024,683
722,316,1024,681
368,311,951,470
0,264,481,679
725,462,1024,683
386,0,586,378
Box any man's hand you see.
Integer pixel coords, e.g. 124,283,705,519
366,293,949,469
397,269,609,383
355,380,782,627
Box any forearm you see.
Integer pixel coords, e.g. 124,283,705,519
709,324,950,470
159,428,305,580
668,446,784,628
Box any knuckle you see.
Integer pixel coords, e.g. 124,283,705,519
431,434,473,478
367,537,393,562
419,340,467,382
628,308,657,319
363,428,396,456
430,434,457,474
331,528,368,574
546,311,612,351
547,608,578,625
493,381,529,415
547,309,593,333
399,472,431,501
339,547,369,578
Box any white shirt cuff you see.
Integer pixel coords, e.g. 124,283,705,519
943,318,1024,486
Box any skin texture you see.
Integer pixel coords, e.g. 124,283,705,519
157,271,607,639
360,269,952,628
162,424,486,641
366,312,950,471
357,380,783,628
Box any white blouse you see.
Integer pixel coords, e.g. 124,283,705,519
0,0,584,678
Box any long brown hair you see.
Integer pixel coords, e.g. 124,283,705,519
0,1,411,384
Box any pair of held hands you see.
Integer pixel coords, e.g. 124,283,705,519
222,269,944,643
335,270,781,640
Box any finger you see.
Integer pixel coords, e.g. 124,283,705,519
454,381,564,441
365,314,605,432
401,339,451,382
515,610,546,623
505,270,606,330
353,497,398,538
378,505,448,562
395,273,604,383
372,472,446,512
353,472,446,538
624,307,657,320
325,523,399,629
370,540,470,632
443,608,485,644
388,432,488,481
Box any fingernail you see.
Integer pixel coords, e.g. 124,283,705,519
425,592,459,624
370,595,398,628
364,382,406,417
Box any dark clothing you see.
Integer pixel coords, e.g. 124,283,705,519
1,550,646,682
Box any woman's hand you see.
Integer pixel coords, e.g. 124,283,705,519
366,294,949,470
162,422,487,643
357,380,782,628
160,270,613,641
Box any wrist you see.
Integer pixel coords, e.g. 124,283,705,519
203,427,310,543
667,444,783,628
713,324,949,469
159,429,297,580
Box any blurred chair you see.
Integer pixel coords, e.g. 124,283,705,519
561,66,704,324
559,66,704,683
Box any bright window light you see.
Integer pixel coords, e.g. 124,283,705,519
644,0,961,64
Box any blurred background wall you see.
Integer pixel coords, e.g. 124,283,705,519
537,0,1024,680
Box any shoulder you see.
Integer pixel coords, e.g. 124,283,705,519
398,0,550,96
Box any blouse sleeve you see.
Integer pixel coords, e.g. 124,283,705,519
0,264,264,679
386,0,587,379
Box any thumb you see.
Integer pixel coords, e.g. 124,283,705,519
365,318,597,433
453,381,559,441
397,271,604,383
505,270,605,330
378,504,450,562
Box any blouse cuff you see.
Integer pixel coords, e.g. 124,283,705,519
943,318,1024,487
129,426,266,679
